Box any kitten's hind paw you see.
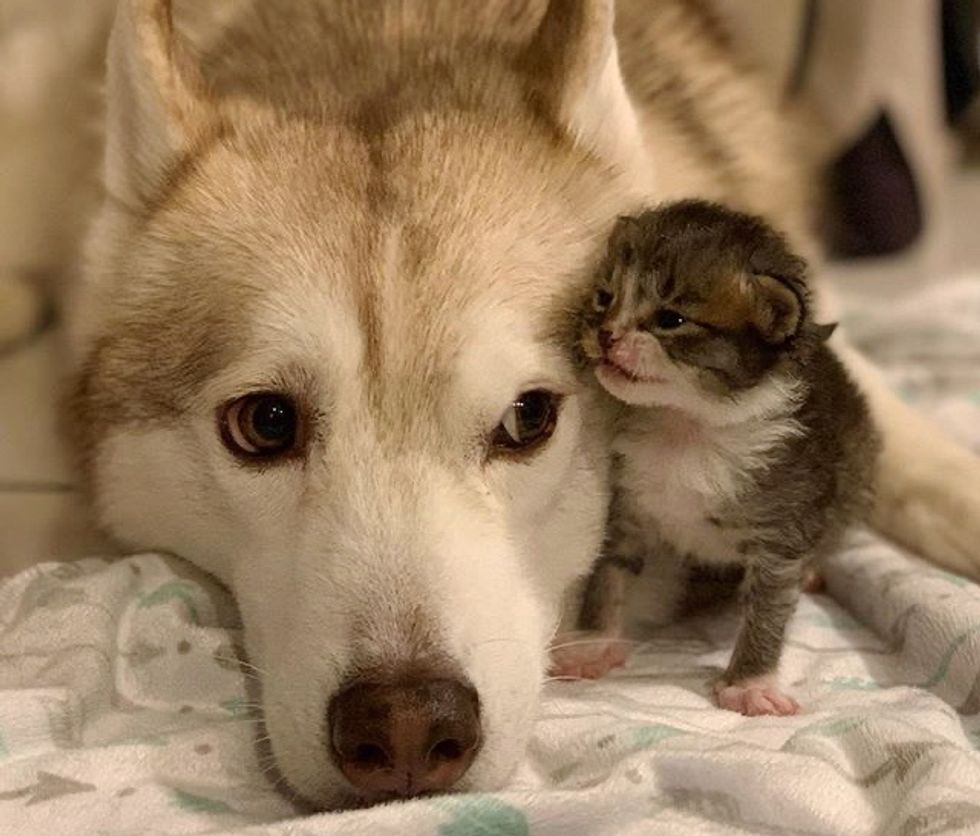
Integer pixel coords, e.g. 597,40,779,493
714,676,801,716
548,633,630,680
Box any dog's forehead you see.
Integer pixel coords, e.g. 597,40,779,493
168,117,615,376
242,217,585,424
78,106,632,467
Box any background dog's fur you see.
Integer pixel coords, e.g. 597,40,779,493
3,0,980,810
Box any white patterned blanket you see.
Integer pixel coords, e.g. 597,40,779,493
2,276,980,835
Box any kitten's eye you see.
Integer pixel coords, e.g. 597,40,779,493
490,390,561,456
653,309,686,330
220,393,299,459
594,288,614,311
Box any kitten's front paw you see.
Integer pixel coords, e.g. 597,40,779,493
713,676,801,716
548,633,630,680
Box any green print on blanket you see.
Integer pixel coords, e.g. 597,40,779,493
854,741,946,788
220,696,252,717
925,569,972,589
138,582,201,624
916,624,980,689
0,772,95,806
902,800,980,836
551,723,688,783
172,788,234,814
795,714,870,739
630,723,687,748
122,639,166,668
439,796,530,836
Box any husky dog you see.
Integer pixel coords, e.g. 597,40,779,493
4,0,980,810
556,201,878,715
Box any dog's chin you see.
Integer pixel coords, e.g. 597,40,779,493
254,626,543,811
290,773,512,814
595,361,671,406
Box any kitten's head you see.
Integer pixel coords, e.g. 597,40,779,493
582,200,829,413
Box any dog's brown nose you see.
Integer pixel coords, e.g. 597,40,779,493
328,678,481,798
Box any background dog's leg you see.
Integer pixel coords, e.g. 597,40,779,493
0,274,45,351
0,0,114,344
838,342,980,580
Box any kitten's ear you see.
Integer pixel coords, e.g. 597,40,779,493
745,239,809,343
105,0,216,204
814,322,839,342
745,275,805,344
748,242,808,285
521,1,643,168
607,216,643,265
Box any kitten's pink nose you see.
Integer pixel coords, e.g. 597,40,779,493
607,337,641,371
598,329,615,351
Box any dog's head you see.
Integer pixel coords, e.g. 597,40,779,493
69,0,650,807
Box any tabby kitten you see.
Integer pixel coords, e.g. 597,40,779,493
558,200,879,716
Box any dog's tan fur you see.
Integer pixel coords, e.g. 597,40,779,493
2,0,980,809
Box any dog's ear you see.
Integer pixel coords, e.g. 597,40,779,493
105,0,216,205
521,1,642,169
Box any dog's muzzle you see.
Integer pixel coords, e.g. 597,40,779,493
328,675,481,798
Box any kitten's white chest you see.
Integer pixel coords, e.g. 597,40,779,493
613,408,770,563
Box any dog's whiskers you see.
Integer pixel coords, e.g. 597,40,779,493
468,637,523,651
547,636,643,653
233,658,272,678
542,674,587,683
224,700,265,710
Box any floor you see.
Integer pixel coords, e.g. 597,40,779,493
2,170,979,579
0,334,108,576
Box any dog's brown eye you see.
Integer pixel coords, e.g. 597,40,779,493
221,393,298,458
653,309,686,330
594,288,614,311
491,390,561,455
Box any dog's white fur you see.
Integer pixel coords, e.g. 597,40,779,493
4,0,980,810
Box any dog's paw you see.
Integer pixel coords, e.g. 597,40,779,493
548,634,629,680
713,676,800,716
